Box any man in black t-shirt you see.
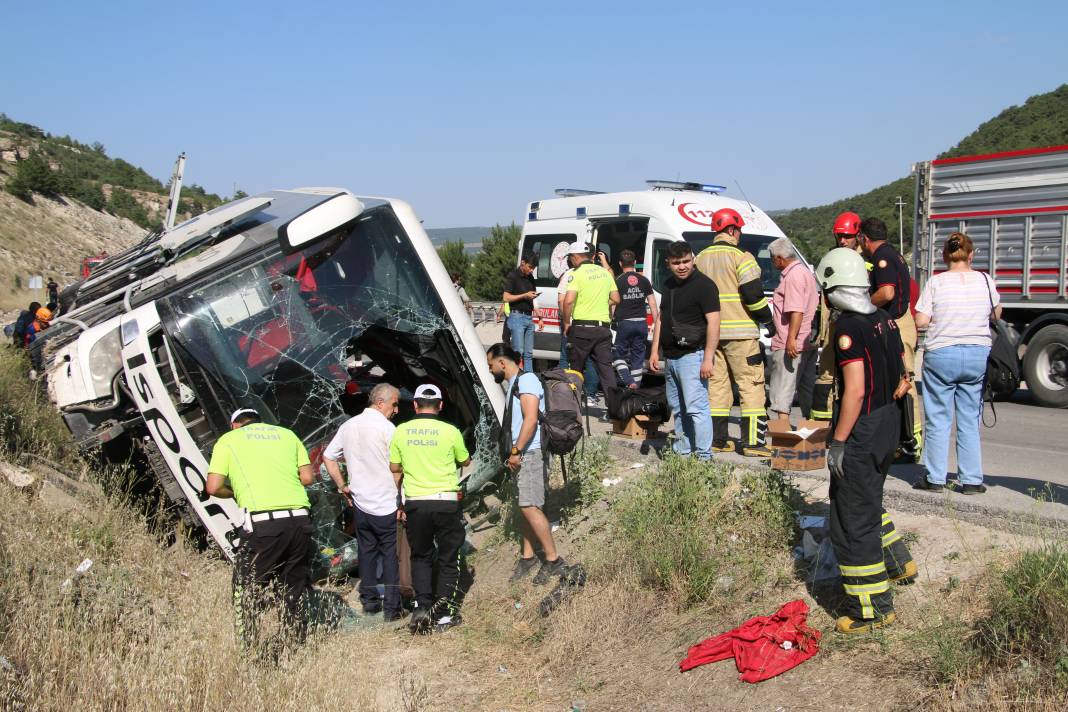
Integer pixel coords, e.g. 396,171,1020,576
502,252,544,369
859,218,922,459
611,249,658,388
649,241,720,460
815,248,916,635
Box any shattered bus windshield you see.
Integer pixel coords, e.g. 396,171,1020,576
159,207,490,457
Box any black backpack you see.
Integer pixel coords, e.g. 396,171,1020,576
536,368,585,456
980,274,1021,422
499,369,586,481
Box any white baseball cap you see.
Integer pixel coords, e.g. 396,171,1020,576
413,384,443,400
567,241,592,255
230,408,259,424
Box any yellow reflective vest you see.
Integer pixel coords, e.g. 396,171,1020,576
694,233,767,341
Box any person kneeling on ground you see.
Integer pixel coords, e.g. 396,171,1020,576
815,248,918,635
487,343,571,584
389,385,471,635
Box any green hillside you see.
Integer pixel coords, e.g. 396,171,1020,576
776,84,1068,258
0,113,226,229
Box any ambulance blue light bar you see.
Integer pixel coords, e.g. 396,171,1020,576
576,207,587,217
646,179,726,194
619,204,630,214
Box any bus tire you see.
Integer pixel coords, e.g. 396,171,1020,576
1023,324,1068,408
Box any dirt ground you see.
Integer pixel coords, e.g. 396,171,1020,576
319,443,1033,711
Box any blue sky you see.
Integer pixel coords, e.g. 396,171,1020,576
6,1,1067,227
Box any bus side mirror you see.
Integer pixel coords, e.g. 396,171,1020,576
278,193,364,253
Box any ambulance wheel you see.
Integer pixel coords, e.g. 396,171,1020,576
1023,324,1068,408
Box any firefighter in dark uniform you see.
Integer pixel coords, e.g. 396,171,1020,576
815,248,917,634
206,408,317,652
859,217,922,460
811,211,865,421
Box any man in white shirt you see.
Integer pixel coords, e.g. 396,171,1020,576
323,383,402,620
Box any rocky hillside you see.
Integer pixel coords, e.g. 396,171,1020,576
0,175,145,312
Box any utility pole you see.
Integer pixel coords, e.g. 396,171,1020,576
895,196,906,254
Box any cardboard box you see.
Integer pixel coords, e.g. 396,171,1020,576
767,419,831,471
611,414,661,440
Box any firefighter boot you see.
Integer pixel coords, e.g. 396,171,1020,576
741,415,772,458
836,612,896,635
712,416,735,453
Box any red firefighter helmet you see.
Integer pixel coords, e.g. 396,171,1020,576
711,207,745,233
833,211,861,236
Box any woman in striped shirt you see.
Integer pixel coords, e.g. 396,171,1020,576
913,232,1001,494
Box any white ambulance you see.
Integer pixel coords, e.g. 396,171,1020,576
518,180,795,363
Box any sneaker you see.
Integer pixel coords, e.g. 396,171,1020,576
742,445,773,458
712,440,736,454
889,560,918,585
533,556,568,585
508,557,540,583
912,478,944,492
361,603,383,615
432,613,463,633
407,609,431,635
835,612,896,634
959,483,987,495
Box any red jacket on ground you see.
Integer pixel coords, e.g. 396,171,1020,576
679,599,821,683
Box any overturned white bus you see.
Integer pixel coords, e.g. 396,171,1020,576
34,188,504,571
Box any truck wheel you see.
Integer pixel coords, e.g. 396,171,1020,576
1023,324,1068,408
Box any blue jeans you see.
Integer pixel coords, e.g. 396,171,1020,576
921,344,990,485
612,320,648,387
665,350,713,460
559,333,599,396
508,312,535,369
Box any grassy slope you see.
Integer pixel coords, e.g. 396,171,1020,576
776,84,1068,258
0,175,145,312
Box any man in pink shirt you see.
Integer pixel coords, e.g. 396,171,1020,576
767,238,819,424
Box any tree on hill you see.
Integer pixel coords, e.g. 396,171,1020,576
466,223,521,301
436,240,471,283
5,151,60,202
775,83,1068,260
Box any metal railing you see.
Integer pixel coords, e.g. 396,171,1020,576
468,301,503,324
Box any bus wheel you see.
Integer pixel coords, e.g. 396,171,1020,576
1023,324,1068,408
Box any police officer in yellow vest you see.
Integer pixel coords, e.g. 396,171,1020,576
561,242,621,395
389,384,472,635
206,408,316,651
695,208,776,457
812,211,866,421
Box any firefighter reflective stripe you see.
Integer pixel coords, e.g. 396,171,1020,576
843,580,891,596
859,593,874,619
710,408,731,416
745,296,769,311
840,561,887,577
881,518,902,546
695,236,763,341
